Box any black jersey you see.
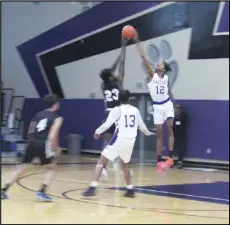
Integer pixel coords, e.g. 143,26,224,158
29,110,60,141
102,82,121,109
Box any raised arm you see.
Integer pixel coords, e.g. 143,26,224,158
116,36,127,87
133,34,154,82
95,107,120,135
111,52,121,73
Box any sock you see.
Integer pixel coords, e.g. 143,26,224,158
127,184,133,189
2,183,11,192
91,181,98,187
39,184,48,193
169,151,174,158
157,155,162,162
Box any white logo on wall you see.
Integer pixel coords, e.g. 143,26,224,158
142,40,179,89
78,1,101,12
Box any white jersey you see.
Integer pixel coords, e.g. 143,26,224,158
95,104,150,139
147,73,170,103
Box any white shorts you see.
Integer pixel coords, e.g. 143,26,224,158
101,137,135,163
153,100,174,125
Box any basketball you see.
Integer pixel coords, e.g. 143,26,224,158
122,25,136,40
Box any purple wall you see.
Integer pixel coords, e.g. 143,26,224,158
19,2,229,162
23,98,229,161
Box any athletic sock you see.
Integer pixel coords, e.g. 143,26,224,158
39,184,48,193
127,184,133,189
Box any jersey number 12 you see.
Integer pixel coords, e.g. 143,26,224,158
156,86,165,94
36,118,47,132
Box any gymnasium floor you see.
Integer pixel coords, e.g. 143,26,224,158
1,156,229,224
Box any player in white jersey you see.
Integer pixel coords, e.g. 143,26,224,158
82,90,154,198
134,35,174,172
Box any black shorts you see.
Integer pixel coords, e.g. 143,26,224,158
22,138,54,165
103,111,116,134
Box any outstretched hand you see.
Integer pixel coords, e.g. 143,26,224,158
146,131,155,136
94,133,101,140
121,35,128,47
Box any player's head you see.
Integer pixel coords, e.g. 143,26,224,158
100,68,117,83
119,89,130,104
157,61,171,73
175,104,182,115
43,94,59,111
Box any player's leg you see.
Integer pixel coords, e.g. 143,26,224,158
83,146,118,197
36,141,57,202
101,124,115,180
120,160,134,198
163,101,175,169
153,106,165,171
119,139,135,197
1,141,35,199
176,135,185,169
163,118,174,168
1,164,30,199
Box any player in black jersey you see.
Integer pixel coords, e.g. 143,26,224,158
99,36,127,179
1,94,63,202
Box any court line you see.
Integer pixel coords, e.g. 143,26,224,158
53,177,229,203
63,189,229,220
15,172,229,220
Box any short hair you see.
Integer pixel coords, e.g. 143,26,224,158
43,94,59,108
119,89,131,103
100,68,112,83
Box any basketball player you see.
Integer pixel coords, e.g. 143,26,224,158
134,35,174,172
1,94,63,201
100,36,127,178
83,90,154,197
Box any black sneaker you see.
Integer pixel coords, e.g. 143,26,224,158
124,188,135,198
82,186,96,197
1,190,9,200
177,161,184,169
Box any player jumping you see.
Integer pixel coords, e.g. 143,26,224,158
134,34,175,172
82,90,154,197
1,94,63,201
99,36,127,179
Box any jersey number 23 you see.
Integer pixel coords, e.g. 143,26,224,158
104,89,119,102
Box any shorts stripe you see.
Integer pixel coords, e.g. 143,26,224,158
152,97,170,105
108,129,119,146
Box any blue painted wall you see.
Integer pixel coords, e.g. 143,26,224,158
22,98,229,161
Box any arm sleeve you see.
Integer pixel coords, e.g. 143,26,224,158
95,107,120,134
136,109,150,135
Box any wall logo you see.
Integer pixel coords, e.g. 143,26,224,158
141,40,179,89
78,1,101,13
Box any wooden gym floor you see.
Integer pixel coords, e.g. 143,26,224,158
1,156,229,224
